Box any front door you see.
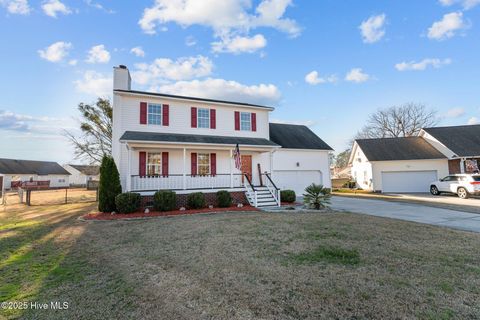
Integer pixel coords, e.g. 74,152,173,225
241,155,252,183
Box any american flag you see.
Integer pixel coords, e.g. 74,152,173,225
233,144,242,170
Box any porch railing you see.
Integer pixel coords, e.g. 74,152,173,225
262,173,281,207
130,174,244,191
243,174,257,207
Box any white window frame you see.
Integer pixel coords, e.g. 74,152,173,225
197,153,211,176
197,108,210,129
240,112,251,131
147,104,162,125
146,152,162,176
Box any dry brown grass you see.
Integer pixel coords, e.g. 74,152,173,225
2,201,480,319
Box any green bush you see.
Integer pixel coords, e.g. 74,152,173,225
280,190,296,203
187,192,206,209
153,190,177,212
216,190,232,208
303,183,331,210
98,155,122,213
115,192,141,214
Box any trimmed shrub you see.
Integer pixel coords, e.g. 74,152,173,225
98,155,122,213
216,190,232,208
115,192,141,214
280,190,296,203
187,192,206,209
153,190,177,212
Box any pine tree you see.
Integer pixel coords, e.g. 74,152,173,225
98,156,122,212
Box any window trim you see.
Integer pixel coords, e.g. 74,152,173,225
147,103,163,126
197,153,211,176
240,111,252,131
197,108,210,129
146,152,162,176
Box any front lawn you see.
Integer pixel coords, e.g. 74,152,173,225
1,201,479,319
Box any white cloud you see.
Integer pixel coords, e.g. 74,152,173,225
41,0,71,18
157,78,281,106
445,107,465,118
0,0,31,15
138,0,300,53
270,119,316,127
439,0,480,10
132,55,214,85
345,68,370,83
86,44,110,64
84,0,114,13
68,59,78,66
74,70,112,97
428,12,466,40
304,71,337,85
359,14,386,43
212,34,267,54
130,46,145,57
185,36,197,47
395,58,452,71
0,110,66,133
38,41,72,63
467,117,479,125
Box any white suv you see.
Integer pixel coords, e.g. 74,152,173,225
430,174,480,199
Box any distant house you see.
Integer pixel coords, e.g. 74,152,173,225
0,158,70,190
63,164,100,186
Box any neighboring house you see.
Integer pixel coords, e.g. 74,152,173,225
112,65,332,207
63,164,100,186
0,158,70,190
419,124,480,174
349,137,448,193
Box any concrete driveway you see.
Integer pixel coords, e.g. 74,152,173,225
331,196,480,233
386,192,480,206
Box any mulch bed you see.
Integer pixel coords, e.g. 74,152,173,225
82,205,260,221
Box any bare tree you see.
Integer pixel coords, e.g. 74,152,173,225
355,103,438,139
64,98,112,164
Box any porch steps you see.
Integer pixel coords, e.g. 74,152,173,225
247,186,279,208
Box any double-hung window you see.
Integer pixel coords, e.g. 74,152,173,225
148,104,162,125
240,112,251,131
147,153,162,175
197,108,210,128
197,153,210,175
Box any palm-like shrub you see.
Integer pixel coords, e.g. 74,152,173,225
303,184,331,209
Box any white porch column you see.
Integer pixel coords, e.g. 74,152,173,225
126,144,132,192
183,148,187,190
230,149,234,188
269,150,274,178
460,158,465,173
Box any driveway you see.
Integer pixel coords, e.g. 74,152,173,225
386,192,480,206
331,196,480,233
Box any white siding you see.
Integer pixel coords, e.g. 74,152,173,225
350,145,374,191
420,130,456,158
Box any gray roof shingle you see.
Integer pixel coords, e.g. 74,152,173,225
120,131,280,147
355,137,446,161
423,124,480,157
69,165,100,176
269,123,333,150
0,159,70,175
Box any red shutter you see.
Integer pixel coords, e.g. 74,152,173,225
234,111,240,130
210,109,216,129
140,102,147,124
191,107,197,128
162,104,169,126
251,113,257,132
191,153,197,176
162,152,169,177
139,152,146,176
211,153,216,176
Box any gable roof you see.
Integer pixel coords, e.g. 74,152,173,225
114,89,275,110
355,137,446,161
68,165,100,176
120,131,279,147
269,123,333,150
0,159,70,175
423,124,480,157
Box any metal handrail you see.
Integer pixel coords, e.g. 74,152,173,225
263,173,279,190
243,174,256,192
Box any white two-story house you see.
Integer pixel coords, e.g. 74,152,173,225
112,65,332,207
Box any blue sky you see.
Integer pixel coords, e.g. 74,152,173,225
0,0,479,164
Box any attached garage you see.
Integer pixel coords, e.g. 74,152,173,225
381,170,438,193
274,170,323,195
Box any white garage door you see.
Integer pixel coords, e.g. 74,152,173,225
381,171,437,193
273,170,323,195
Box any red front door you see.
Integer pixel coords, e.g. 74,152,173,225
241,155,252,183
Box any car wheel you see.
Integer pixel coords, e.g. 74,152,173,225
457,187,469,199
430,185,440,196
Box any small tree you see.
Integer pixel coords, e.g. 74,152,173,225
303,184,331,210
98,156,122,212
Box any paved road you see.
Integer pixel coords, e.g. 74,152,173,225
330,196,480,233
